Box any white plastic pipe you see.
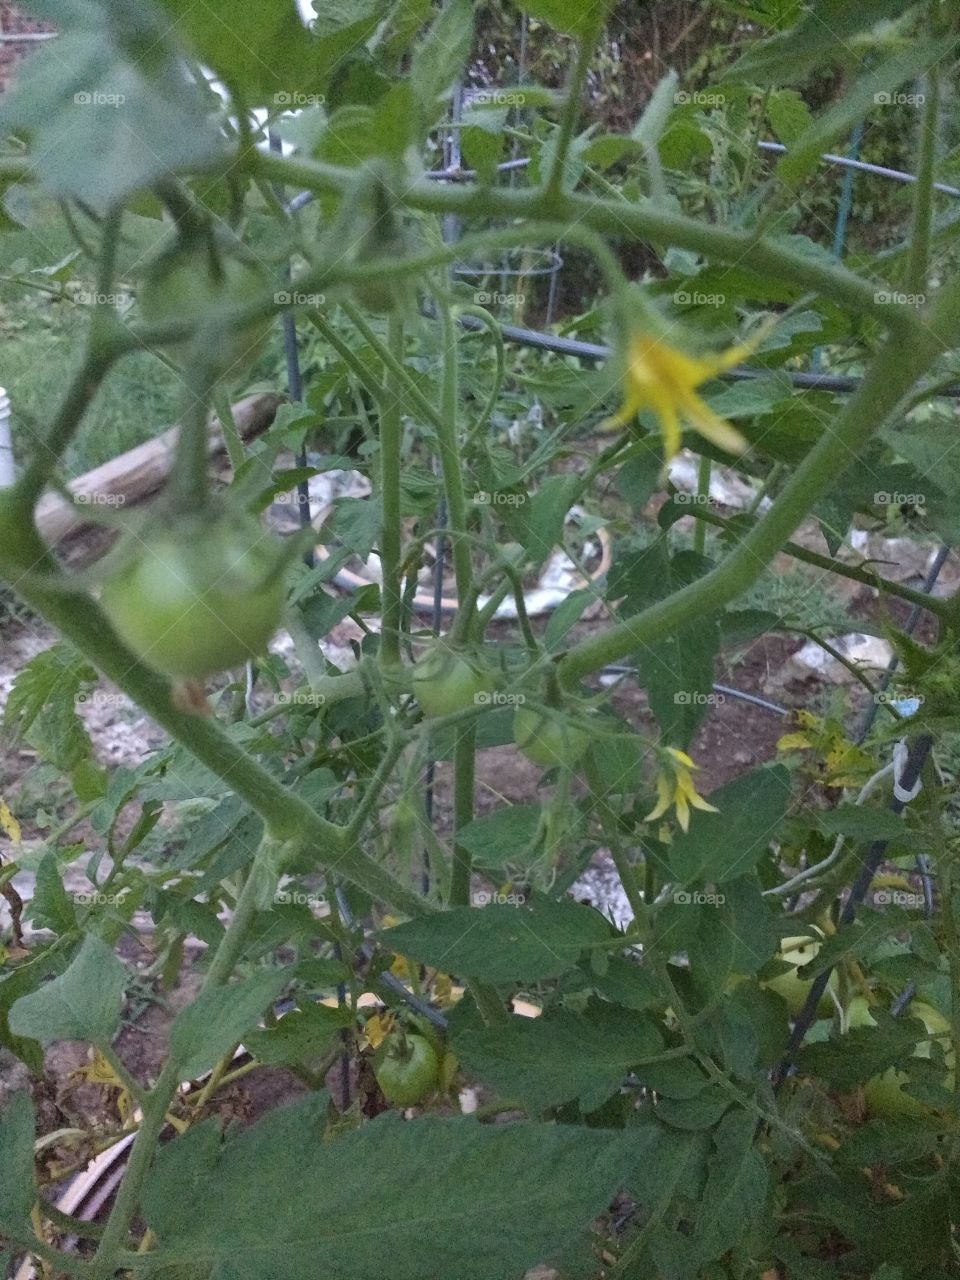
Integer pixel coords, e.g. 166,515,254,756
0,387,15,487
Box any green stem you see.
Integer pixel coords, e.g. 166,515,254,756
437,303,473,606
379,314,405,669
248,151,916,332
546,24,598,199
693,456,710,554
0,518,428,919
557,318,948,688
905,62,940,296
449,724,477,908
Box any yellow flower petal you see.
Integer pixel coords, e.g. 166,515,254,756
675,788,691,833
645,771,674,822
675,769,719,814
665,747,696,768
674,385,748,455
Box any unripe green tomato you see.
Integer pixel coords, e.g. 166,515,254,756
100,516,287,679
848,997,955,1118
513,706,593,768
760,935,838,1019
140,247,272,377
374,1032,439,1106
412,646,489,719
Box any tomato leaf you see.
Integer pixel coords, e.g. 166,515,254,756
8,934,126,1047
142,1098,635,1279
169,968,293,1080
385,897,613,983
454,1001,665,1112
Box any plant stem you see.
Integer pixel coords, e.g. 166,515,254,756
449,725,476,909
436,303,473,605
546,23,598,199
905,62,940,296
378,314,405,669
557,319,947,688
693,455,710,554
249,151,916,333
0,518,428,919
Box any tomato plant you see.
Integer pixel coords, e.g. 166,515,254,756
0,2,959,1279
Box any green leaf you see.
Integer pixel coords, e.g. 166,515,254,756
766,88,814,144
3,643,94,772
516,0,614,39
143,1098,634,1280
725,0,919,82
691,1110,770,1262
500,474,581,568
385,897,613,983
0,0,224,209
26,853,77,935
9,934,126,1046
616,449,662,513
613,545,719,748
410,0,474,123
0,1092,36,1234
631,71,680,150
169,969,292,1080
454,1001,664,1112
244,1001,351,1067
778,41,943,186
669,765,791,883
456,805,542,869
798,1011,925,1088
814,805,912,843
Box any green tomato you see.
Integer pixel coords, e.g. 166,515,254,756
513,706,593,768
100,515,287,679
760,934,838,1019
374,1032,439,1107
412,646,489,720
140,245,272,378
848,997,955,1119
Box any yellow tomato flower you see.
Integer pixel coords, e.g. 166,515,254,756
604,323,772,461
645,746,718,833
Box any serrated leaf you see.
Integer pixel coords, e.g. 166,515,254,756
0,1092,36,1234
456,805,542,869
9,934,126,1046
244,1001,349,1067
0,0,224,209
169,969,292,1080
766,88,814,144
410,0,474,122
725,0,918,83
454,1002,664,1112
385,897,613,983
26,853,77,935
143,1098,634,1279
4,643,93,772
517,0,614,39
669,765,790,883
